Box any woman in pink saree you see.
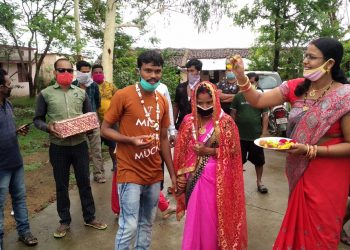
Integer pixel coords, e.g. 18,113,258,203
230,37,350,249
174,81,247,250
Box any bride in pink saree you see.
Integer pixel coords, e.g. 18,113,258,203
174,81,247,250
230,37,350,249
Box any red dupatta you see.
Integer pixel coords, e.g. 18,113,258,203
174,81,247,250
285,82,350,193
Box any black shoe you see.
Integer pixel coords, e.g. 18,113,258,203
18,232,38,246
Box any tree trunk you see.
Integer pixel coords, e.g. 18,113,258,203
102,0,117,83
273,2,281,72
33,38,53,95
28,35,35,98
74,0,82,61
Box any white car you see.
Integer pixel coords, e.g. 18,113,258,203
246,71,282,90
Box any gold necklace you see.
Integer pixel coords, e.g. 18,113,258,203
198,118,206,135
135,83,160,143
309,81,333,97
303,80,333,111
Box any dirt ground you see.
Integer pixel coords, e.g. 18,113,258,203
3,152,56,234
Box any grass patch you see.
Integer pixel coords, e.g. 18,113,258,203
9,96,36,108
9,96,49,158
25,162,42,171
69,171,76,184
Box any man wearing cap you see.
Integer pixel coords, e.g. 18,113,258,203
216,70,239,114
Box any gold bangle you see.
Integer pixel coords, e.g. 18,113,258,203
308,145,316,160
305,144,310,156
308,145,314,159
313,145,318,159
237,75,250,87
240,83,252,92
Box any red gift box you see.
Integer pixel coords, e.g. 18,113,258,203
54,112,99,138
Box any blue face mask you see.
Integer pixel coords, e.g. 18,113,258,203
226,72,236,80
139,77,160,92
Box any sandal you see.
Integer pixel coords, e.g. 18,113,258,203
257,184,268,194
18,232,38,246
53,224,70,238
94,175,106,184
341,229,350,246
162,206,176,219
84,219,107,230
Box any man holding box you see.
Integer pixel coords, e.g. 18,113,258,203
33,58,107,238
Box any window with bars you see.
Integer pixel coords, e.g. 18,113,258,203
17,63,29,82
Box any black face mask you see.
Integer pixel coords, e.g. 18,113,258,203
197,105,213,117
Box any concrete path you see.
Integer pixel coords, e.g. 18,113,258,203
4,150,350,250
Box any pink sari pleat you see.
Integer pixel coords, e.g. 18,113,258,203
182,158,218,250
182,119,219,250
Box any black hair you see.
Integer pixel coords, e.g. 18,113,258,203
295,37,349,97
247,72,259,82
76,60,91,71
92,64,103,72
0,68,7,86
137,50,164,69
196,84,212,98
185,59,203,71
54,58,73,70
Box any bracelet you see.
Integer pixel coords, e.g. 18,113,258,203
237,75,250,87
240,83,252,92
305,144,310,156
307,145,315,159
313,145,318,159
307,145,317,160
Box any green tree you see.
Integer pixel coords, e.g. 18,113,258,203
161,49,182,100
80,0,235,83
234,0,345,80
113,32,138,89
342,39,350,79
0,0,74,97
112,40,181,100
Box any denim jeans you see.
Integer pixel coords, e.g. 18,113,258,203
115,182,160,250
0,167,30,246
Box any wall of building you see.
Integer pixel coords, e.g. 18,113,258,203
39,54,63,86
0,47,37,96
2,63,35,97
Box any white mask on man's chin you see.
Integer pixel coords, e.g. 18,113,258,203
84,78,93,87
188,73,200,89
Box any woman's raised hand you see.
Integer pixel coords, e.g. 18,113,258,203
229,55,246,79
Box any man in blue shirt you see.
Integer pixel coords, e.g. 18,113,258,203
0,69,38,248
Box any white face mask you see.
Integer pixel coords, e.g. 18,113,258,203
84,78,93,87
76,71,92,85
188,73,201,90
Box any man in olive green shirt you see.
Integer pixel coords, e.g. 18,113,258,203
34,58,107,238
231,72,269,194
